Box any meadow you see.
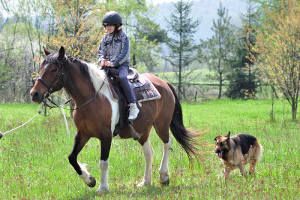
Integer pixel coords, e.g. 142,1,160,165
0,100,299,199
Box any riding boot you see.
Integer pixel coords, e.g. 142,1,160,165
128,103,139,120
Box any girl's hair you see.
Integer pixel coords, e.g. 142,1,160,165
104,24,122,36
113,24,122,35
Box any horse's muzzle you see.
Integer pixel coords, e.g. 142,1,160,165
30,90,45,103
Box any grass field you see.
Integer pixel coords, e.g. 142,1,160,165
0,100,299,199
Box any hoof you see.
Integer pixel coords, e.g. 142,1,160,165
97,186,109,195
137,180,151,187
159,173,170,186
87,176,96,187
160,178,170,186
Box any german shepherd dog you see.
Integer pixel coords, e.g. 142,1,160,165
214,132,262,180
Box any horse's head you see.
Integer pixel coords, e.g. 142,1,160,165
30,46,66,103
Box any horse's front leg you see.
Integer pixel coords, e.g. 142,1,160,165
96,135,112,194
138,138,154,187
68,132,95,187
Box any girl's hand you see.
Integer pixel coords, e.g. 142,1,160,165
106,61,114,67
101,59,107,67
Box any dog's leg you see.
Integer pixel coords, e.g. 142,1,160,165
249,159,257,175
238,161,247,177
224,167,231,180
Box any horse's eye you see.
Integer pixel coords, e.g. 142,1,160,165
51,68,58,72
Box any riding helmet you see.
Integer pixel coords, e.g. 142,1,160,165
102,11,122,26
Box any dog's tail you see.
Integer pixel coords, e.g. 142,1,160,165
257,143,263,162
167,82,200,162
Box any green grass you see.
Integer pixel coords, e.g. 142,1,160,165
0,100,299,199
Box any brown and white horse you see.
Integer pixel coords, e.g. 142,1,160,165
30,47,200,194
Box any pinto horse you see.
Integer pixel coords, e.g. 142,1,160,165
30,47,200,194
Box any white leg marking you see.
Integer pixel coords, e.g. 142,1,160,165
138,139,154,187
159,137,172,184
78,163,92,184
97,160,109,194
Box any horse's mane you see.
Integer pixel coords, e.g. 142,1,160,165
44,52,90,78
67,56,90,77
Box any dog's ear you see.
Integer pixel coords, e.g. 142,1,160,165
226,131,231,146
226,131,231,138
214,136,218,141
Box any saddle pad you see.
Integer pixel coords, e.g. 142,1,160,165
134,76,161,103
107,75,161,103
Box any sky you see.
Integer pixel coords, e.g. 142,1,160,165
148,0,191,5
148,0,226,5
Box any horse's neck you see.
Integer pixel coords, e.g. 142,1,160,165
64,62,106,106
64,65,95,105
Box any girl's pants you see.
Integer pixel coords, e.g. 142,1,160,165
116,64,136,103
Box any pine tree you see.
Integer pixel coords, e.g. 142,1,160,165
202,3,235,99
226,0,259,99
165,0,199,101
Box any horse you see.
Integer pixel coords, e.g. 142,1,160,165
30,46,200,194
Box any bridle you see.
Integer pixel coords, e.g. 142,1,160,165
37,69,64,97
36,60,106,110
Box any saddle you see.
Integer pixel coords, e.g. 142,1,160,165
104,67,161,136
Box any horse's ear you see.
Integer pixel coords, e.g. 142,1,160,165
43,46,51,56
58,46,65,60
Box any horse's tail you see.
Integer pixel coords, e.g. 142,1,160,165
167,83,200,162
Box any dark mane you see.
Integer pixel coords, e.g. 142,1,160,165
44,52,90,78
67,56,90,77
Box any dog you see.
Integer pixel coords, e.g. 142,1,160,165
214,131,262,180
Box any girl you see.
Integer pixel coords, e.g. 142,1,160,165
98,11,139,120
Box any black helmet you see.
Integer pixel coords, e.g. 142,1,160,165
102,11,122,26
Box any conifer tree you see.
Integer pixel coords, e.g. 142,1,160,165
226,0,259,99
202,3,235,99
166,0,199,101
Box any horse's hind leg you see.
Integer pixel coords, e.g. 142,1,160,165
68,132,95,187
154,122,172,185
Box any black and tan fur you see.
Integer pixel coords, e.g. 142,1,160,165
214,131,262,180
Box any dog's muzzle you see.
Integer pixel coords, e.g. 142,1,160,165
215,148,223,158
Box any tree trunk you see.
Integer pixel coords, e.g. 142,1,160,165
291,101,297,120
218,71,222,99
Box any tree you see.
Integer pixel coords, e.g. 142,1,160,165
226,0,259,99
44,0,106,62
0,0,53,102
250,0,300,120
203,3,235,99
130,16,167,72
166,0,199,101
106,0,167,72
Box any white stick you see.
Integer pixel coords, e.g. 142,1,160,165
60,106,70,137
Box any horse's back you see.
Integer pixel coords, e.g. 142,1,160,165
142,73,175,115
